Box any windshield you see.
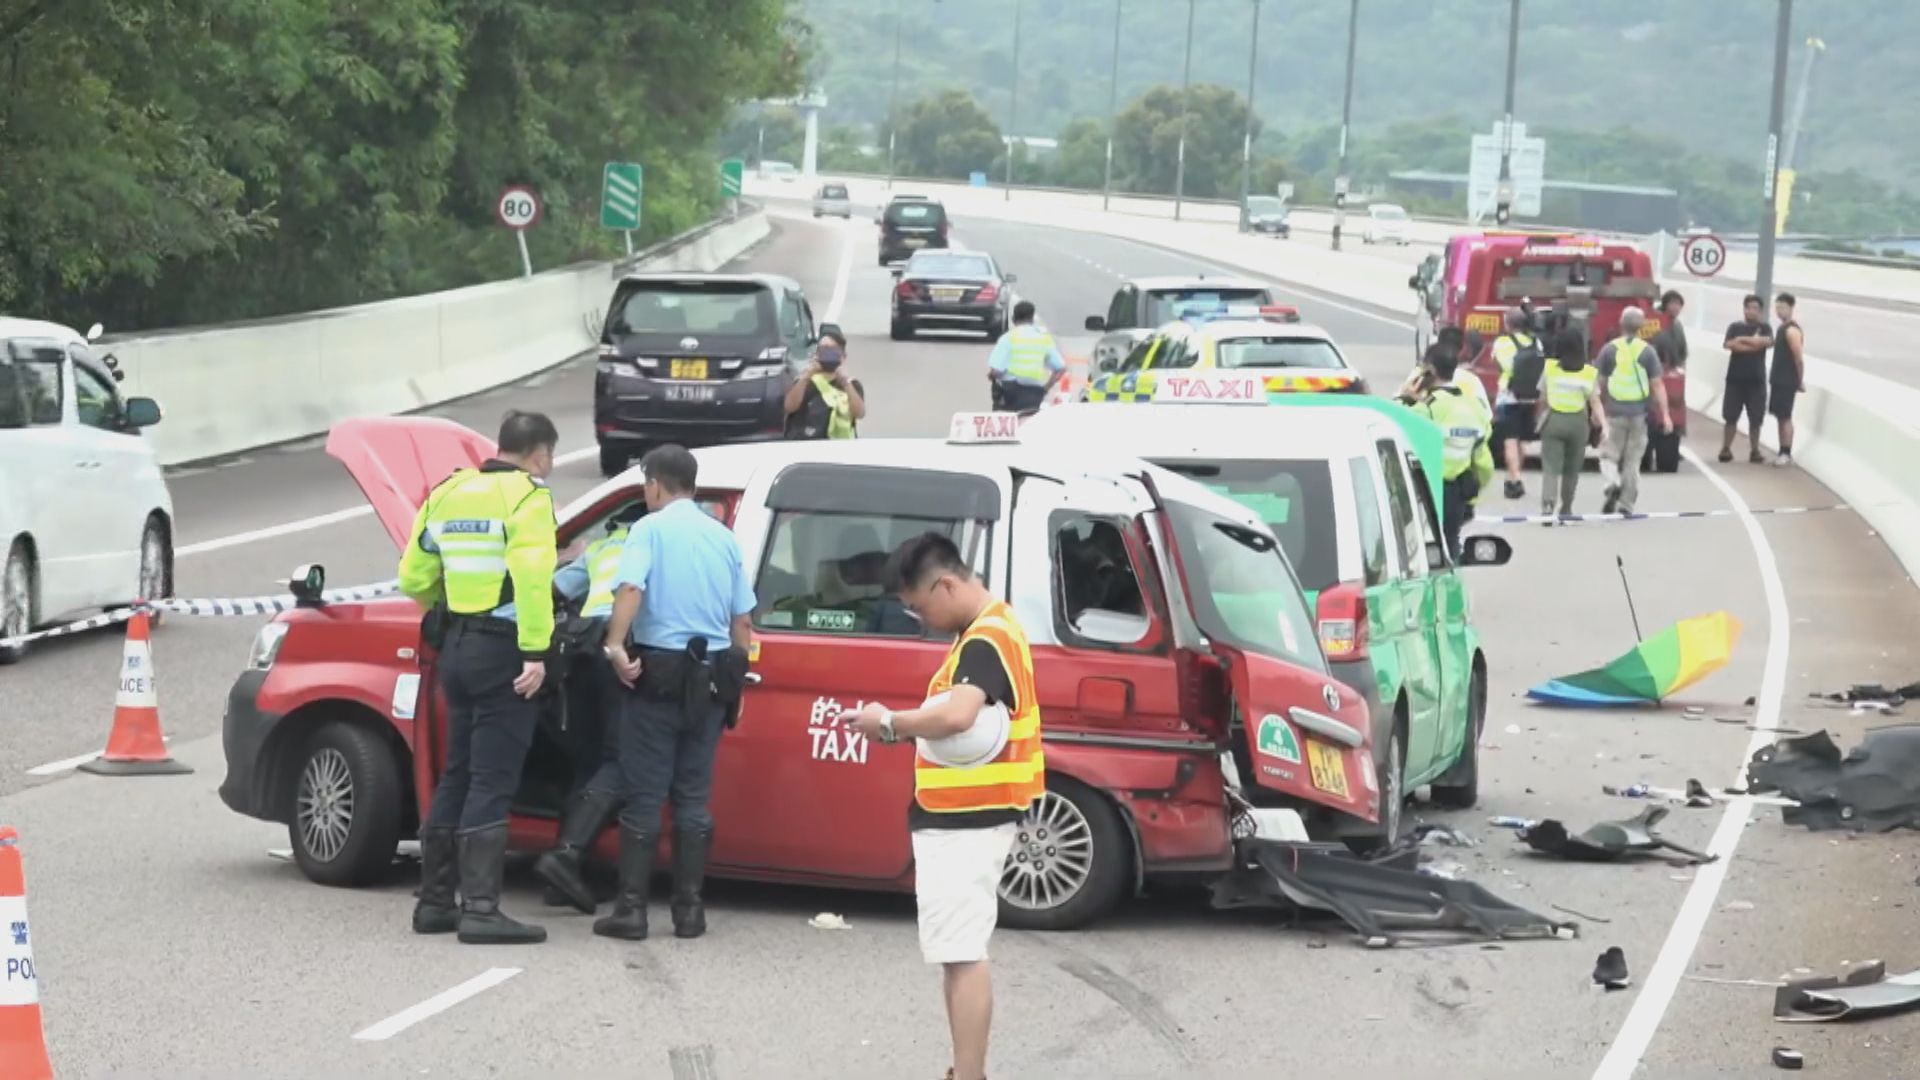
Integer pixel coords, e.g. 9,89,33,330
1245,197,1285,215
1158,460,1339,592
608,282,773,337
1164,499,1324,671
909,254,993,278
1215,336,1347,373
1145,287,1269,326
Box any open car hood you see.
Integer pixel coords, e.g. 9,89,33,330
325,417,497,550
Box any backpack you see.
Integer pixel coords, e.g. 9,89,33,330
1506,334,1546,399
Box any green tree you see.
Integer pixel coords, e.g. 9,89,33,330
1046,119,1109,190
1114,84,1258,199
890,90,1002,180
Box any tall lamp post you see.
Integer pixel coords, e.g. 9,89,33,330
1102,0,1124,211
1755,0,1794,303
1494,0,1521,225
1332,0,1358,250
1237,0,1263,232
1172,0,1196,221
1006,0,1023,200
885,1,904,188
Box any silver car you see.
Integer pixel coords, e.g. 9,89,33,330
811,183,852,219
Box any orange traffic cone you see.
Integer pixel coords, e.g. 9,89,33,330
78,611,191,776
0,828,53,1080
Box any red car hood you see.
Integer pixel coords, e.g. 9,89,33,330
326,417,497,550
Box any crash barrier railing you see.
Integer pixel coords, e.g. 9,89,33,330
0,580,402,650
106,206,772,468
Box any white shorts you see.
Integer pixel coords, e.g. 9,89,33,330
911,824,1017,965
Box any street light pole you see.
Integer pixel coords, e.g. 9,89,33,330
1102,0,1123,211
1238,0,1262,232
1173,0,1196,221
1332,0,1358,250
886,0,904,189
1495,0,1520,225
1006,0,1022,201
1755,0,1794,304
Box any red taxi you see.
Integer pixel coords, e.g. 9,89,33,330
219,415,1377,930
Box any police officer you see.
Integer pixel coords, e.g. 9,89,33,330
986,301,1066,413
1491,307,1544,500
399,410,559,946
532,503,645,913
595,445,756,941
1412,345,1495,558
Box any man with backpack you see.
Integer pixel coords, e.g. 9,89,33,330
783,326,866,440
1490,307,1545,500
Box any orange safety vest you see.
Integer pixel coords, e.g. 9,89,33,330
914,600,1046,814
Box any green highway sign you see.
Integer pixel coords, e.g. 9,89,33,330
600,162,642,230
720,158,744,199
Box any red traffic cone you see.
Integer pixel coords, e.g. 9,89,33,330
0,828,53,1080
78,611,191,776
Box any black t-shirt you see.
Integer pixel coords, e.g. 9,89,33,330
1771,320,1802,389
1724,320,1772,383
908,638,1025,832
784,376,865,440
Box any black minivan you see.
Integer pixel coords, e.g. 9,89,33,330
592,273,816,476
878,197,949,265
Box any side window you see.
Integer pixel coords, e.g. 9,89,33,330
1052,516,1152,650
4,345,63,426
1347,456,1390,586
1374,439,1426,577
1106,289,1129,330
753,511,989,639
1406,453,1450,571
780,291,809,353
1156,335,1198,370
1117,337,1157,374
72,362,121,431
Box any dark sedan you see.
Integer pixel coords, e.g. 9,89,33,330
890,251,1015,341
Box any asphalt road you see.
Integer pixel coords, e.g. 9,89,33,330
4,203,1918,1079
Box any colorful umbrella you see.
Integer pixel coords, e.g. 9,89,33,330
1528,611,1743,707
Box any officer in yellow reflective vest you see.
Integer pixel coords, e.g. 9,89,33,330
1595,307,1673,515
533,503,645,913
842,532,1043,1080
986,300,1066,412
1413,345,1495,558
398,410,559,946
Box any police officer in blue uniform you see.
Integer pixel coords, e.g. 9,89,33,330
595,445,756,941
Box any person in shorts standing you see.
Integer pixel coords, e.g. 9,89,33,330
1719,294,1772,463
1770,292,1805,467
842,532,1044,1080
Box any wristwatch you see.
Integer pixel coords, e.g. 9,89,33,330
877,709,898,744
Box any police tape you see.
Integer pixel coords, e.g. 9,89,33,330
1469,504,1856,527
0,580,401,649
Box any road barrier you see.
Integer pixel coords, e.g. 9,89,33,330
111,208,771,467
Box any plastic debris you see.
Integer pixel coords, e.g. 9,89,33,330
1748,726,1920,833
1417,861,1466,881
1593,946,1630,991
1488,816,1536,830
808,912,851,930
1771,1047,1804,1070
1721,900,1756,913
1603,783,1652,799
1774,961,1920,1023
1684,778,1715,808
1521,807,1717,865
1413,824,1478,848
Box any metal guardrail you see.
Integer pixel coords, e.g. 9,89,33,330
1799,249,1920,272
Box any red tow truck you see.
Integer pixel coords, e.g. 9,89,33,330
1410,232,1687,473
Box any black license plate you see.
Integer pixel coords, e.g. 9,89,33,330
665,384,716,403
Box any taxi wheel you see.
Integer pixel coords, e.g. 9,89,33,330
1348,710,1408,855
136,516,173,627
0,543,35,665
1431,664,1486,809
289,721,404,887
998,776,1130,932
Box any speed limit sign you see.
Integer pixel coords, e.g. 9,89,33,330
495,186,542,230
1682,234,1726,278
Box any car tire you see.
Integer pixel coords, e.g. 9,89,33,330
890,319,913,342
136,516,173,627
1347,707,1408,855
0,543,36,665
1430,663,1486,809
288,720,404,888
598,444,628,478
998,775,1132,931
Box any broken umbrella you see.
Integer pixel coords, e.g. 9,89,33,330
1527,611,1741,708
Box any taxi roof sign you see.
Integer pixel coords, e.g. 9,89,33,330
1151,372,1264,404
948,411,1023,443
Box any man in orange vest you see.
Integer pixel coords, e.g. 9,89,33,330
842,532,1044,1080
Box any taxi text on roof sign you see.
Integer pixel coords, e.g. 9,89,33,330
1151,373,1264,404
948,411,1023,443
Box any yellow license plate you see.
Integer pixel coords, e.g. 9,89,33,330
1464,312,1501,335
670,358,709,380
1306,740,1350,799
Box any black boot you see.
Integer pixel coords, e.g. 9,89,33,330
455,823,546,945
533,790,620,914
411,826,459,934
592,825,654,941
670,826,712,939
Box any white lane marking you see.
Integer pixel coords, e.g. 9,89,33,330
27,737,172,777
1591,445,1791,1080
175,446,596,558
351,967,523,1042
820,217,855,325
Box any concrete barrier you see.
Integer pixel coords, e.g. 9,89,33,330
114,209,771,466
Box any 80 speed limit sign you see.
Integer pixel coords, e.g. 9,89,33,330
495,186,543,230
1682,234,1726,278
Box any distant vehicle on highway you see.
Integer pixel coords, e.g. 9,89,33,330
223,416,1377,929
889,250,1015,341
1083,274,1278,374
0,317,173,662
759,160,799,182
591,272,818,476
811,182,852,219
877,196,950,265
1081,303,1368,400
1242,195,1292,237
1023,394,1512,844
1364,203,1412,246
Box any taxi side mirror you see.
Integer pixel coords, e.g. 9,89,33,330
1084,315,1106,332
290,563,327,605
1456,535,1512,568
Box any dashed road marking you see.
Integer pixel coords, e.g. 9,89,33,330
351,967,523,1042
